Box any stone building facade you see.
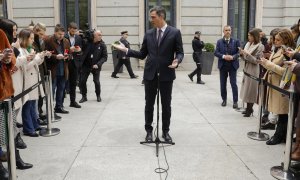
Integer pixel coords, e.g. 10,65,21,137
2,0,300,70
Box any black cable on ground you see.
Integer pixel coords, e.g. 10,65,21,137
153,125,170,180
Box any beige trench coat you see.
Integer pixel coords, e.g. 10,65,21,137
261,48,289,114
240,43,264,103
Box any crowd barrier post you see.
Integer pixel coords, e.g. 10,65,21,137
270,91,296,180
39,73,60,137
4,100,17,180
247,80,269,141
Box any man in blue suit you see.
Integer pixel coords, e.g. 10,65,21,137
214,25,240,108
113,6,184,142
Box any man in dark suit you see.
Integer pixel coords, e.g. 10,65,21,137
113,6,184,142
65,22,82,108
111,31,138,79
45,24,71,114
214,25,240,108
79,30,107,103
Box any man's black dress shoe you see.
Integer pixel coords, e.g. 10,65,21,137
70,102,81,108
233,102,238,109
97,96,102,102
162,132,172,142
37,118,47,126
221,101,227,107
266,136,285,145
23,132,39,137
145,132,153,141
55,107,69,114
261,121,276,130
197,80,205,84
130,75,138,79
188,74,193,82
54,113,62,120
111,74,119,78
79,96,87,103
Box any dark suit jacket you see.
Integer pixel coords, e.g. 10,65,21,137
44,35,70,80
117,37,130,60
214,38,240,70
127,25,184,81
81,40,107,71
64,33,83,68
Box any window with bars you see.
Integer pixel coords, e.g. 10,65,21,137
228,0,256,46
60,0,90,31
145,0,176,31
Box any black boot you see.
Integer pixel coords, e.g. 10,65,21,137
266,117,287,145
16,150,33,170
196,64,205,84
243,103,254,117
15,133,27,149
0,162,9,180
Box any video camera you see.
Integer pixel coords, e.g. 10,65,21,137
79,23,95,45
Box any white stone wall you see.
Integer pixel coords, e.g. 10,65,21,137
11,0,56,33
180,0,223,70
7,0,300,71
262,0,300,35
96,0,141,71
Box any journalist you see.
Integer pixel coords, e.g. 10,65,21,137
44,24,71,114
79,30,107,103
65,22,82,108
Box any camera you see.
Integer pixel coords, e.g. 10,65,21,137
79,23,95,45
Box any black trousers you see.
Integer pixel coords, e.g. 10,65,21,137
219,63,238,103
144,75,173,133
112,59,135,77
190,63,202,82
68,61,78,103
80,67,101,97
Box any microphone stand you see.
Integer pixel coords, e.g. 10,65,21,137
140,66,175,157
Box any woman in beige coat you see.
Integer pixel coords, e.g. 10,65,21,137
258,29,295,145
239,28,264,117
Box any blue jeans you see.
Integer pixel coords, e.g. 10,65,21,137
52,75,66,109
22,100,40,134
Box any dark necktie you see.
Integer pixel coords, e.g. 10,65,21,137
226,39,229,44
157,29,162,46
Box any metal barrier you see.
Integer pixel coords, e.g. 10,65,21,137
4,100,17,180
243,71,298,179
244,71,269,141
270,91,296,180
39,72,60,136
1,70,61,179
